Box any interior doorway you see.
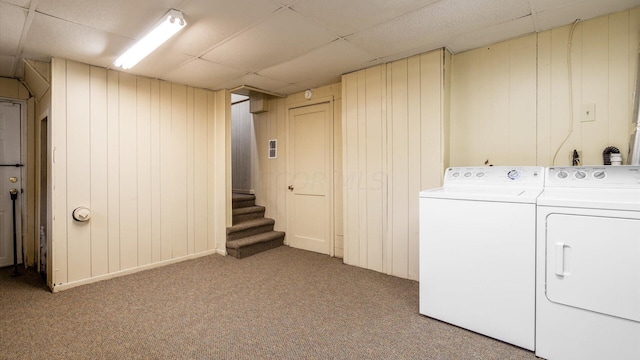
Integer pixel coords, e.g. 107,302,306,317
37,116,49,276
0,100,24,268
286,101,334,255
231,95,252,194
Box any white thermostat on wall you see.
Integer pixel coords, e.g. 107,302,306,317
304,89,313,99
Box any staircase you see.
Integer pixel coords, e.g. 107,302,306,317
227,193,285,258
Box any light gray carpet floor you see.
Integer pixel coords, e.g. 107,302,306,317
0,246,539,359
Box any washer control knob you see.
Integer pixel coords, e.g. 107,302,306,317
575,170,587,179
476,172,485,177
464,172,472,178
507,169,521,180
557,171,568,179
451,172,460,178
593,171,606,179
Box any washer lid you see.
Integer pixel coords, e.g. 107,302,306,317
538,188,640,211
420,186,543,203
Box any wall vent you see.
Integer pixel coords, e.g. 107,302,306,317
268,139,277,159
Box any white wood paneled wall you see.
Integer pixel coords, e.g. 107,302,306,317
537,10,640,166
342,49,450,280
450,34,537,166
50,59,228,291
250,84,344,255
451,9,640,167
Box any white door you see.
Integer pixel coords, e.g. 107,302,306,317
287,102,333,255
546,213,640,322
0,101,23,267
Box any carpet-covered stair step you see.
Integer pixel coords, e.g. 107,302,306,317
226,231,285,259
232,193,256,209
232,205,266,224
226,218,275,241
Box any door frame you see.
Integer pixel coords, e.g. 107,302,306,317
0,97,27,268
286,96,335,256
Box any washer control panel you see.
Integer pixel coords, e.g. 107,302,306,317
445,166,544,186
546,166,640,188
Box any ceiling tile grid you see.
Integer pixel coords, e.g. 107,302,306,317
2,0,640,93
201,8,338,73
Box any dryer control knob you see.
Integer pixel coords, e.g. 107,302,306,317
575,170,587,179
507,169,521,180
557,171,568,179
593,171,606,179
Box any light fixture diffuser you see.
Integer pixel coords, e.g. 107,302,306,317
114,9,186,70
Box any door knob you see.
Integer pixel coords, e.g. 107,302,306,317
288,185,294,191
9,177,17,183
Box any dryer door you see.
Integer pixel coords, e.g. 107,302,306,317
546,214,640,322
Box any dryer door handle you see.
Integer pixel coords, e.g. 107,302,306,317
555,242,565,276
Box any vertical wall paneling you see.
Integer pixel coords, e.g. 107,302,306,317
356,70,368,267
89,66,108,277
50,59,227,291
207,91,216,251
51,58,68,285
450,35,537,166
159,81,172,260
150,79,161,262
214,90,230,251
365,66,385,273
275,99,287,232
118,73,138,270
106,69,120,272
65,61,91,282
136,77,152,266
186,87,195,255
333,98,344,257
194,89,208,254
342,50,448,281
342,74,360,265
389,59,410,279
609,11,631,156
171,84,188,258
534,10,639,166
406,56,421,280
580,18,609,162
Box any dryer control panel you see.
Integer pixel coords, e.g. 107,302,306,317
546,166,640,188
444,166,544,186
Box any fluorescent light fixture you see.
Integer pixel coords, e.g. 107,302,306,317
114,9,186,70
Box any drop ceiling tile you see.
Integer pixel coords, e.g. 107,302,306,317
1,0,31,7
174,0,281,56
218,73,290,92
22,13,131,68
0,55,16,77
447,15,536,53
161,58,246,90
0,3,27,55
259,39,377,84
530,0,580,12
346,0,531,59
201,8,337,72
35,0,182,38
535,0,640,31
291,0,440,37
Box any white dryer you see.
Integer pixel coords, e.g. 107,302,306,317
419,166,544,351
536,166,640,360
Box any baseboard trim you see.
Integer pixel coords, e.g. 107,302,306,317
52,249,220,293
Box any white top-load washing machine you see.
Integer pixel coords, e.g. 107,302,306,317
536,166,640,360
419,166,544,351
